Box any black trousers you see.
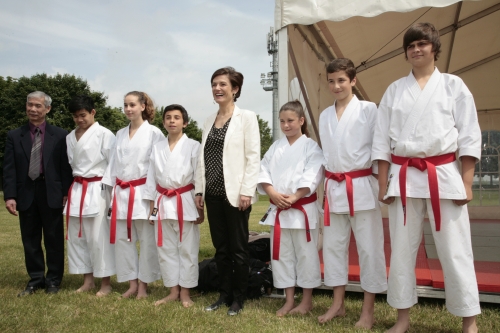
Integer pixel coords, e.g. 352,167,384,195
18,178,64,288
205,195,250,305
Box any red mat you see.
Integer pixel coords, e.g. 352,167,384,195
427,259,500,293
319,236,432,286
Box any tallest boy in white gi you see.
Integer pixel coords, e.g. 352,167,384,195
372,23,481,333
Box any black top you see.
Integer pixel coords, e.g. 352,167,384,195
204,118,231,197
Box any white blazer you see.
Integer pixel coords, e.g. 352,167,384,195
195,105,260,207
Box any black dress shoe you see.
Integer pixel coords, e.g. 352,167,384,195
204,298,229,312
45,285,60,294
227,301,243,316
17,286,40,297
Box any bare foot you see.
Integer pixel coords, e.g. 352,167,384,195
122,285,138,298
155,293,180,306
96,284,112,297
276,301,295,317
76,282,95,293
289,300,313,315
136,281,148,299
180,288,194,308
355,314,374,330
385,320,409,333
318,303,346,324
462,316,478,333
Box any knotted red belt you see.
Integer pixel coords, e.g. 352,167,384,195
324,168,372,226
110,177,147,244
66,176,103,240
391,152,456,231
270,193,317,261
155,183,195,246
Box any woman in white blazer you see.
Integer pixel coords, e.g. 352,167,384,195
195,67,260,315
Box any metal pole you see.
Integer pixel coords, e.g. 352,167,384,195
261,27,280,142
271,32,280,142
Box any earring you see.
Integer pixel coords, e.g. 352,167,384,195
213,100,216,104
232,93,236,101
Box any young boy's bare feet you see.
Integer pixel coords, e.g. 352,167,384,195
289,301,313,315
155,286,180,306
96,277,112,297
136,281,148,299
122,279,138,298
355,292,375,329
318,304,346,323
385,308,409,333
289,288,313,315
318,286,346,324
76,273,95,293
180,287,194,308
276,300,295,317
462,316,478,333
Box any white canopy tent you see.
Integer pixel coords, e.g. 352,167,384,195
274,0,500,219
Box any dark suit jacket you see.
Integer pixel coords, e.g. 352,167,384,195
3,122,73,211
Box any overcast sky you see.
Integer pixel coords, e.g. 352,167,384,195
0,0,275,124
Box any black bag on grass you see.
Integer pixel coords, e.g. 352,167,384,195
196,258,274,299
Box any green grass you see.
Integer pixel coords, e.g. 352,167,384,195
1,194,499,332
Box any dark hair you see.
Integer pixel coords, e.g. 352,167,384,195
403,22,441,61
210,67,244,102
163,104,189,125
68,95,94,114
279,100,309,137
326,58,356,81
125,91,155,123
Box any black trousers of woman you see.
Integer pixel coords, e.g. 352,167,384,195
205,194,250,306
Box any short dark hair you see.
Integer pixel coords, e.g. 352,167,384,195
326,58,356,81
163,104,189,125
68,95,94,114
403,22,441,61
210,67,244,102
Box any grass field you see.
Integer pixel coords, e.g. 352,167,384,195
1,194,499,333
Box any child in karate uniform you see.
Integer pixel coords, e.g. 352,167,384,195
65,95,116,296
144,104,204,307
258,100,324,317
318,59,387,329
372,23,481,333
102,91,164,299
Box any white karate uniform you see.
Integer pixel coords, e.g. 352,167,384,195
372,68,481,316
319,96,387,293
144,134,200,288
65,122,116,277
257,135,324,289
102,121,164,283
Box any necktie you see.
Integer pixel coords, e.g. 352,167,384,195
28,127,42,180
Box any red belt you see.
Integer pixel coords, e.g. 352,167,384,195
391,152,456,231
110,177,147,244
324,168,372,226
155,183,195,246
270,193,317,261
66,176,103,240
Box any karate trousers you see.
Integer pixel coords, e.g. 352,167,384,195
114,219,161,283
388,197,481,317
323,208,387,293
155,219,200,288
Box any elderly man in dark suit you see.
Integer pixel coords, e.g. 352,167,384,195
3,91,73,296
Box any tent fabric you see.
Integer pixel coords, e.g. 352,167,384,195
279,0,500,127
275,0,470,29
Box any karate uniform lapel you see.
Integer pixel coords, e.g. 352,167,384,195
330,96,358,167
73,122,99,162
396,68,442,147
